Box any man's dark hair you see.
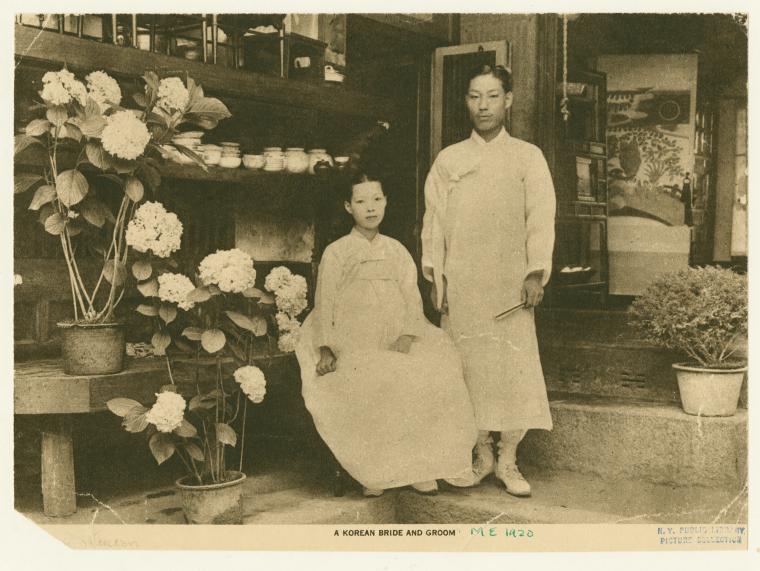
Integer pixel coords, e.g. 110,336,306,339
467,64,513,94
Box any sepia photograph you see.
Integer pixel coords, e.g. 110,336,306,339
7,3,753,560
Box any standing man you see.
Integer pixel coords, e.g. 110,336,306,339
421,64,556,497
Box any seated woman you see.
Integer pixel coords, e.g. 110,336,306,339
295,173,478,496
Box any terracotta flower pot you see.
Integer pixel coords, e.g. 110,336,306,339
672,363,747,417
175,471,247,524
58,322,126,376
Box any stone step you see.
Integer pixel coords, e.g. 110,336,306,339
518,396,748,490
396,468,747,525
21,466,747,526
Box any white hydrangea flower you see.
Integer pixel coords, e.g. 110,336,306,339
275,312,301,332
156,77,190,113
100,110,151,160
277,327,300,353
126,201,183,258
265,266,293,293
233,365,267,404
274,275,308,317
145,391,186,433
198,249,257,294
158,272,196,311
41,68,88,106
85,70,122,112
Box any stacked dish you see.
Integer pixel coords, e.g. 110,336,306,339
219,142,242,169
171,131,204,165
263,147,285,172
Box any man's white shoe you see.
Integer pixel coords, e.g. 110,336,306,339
472,433,495,484
411,480,439,495
362,487,384,497
495,462,532,497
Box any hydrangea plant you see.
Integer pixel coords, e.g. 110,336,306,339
629,266,748,368
14,67,231,324
107,245,308,485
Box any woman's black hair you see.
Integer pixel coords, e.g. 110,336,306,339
341,169,384,203
466,64,513,94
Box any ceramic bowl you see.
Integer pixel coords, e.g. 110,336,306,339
203,149,222,166
219,156,242,169
242,154,266,170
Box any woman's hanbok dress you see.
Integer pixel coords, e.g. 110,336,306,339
296,228,478,490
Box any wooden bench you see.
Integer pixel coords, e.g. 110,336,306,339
14,354,290,517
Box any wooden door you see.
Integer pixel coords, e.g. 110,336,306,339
431,40,512,159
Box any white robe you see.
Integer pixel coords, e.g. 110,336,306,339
296,229,478,490
421,128,556,431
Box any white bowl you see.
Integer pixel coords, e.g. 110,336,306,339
243,154,266,169
203,150,222,166
219,156,242,169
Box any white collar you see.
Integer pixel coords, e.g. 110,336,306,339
470,127,509,146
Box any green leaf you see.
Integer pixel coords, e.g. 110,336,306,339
151,331,171,356
46,105,69,127
137,162,161,192
55,169,89,207
183,114,219,130
215,422,237,447
28,185,56,210
103,260,127,286
159,303,177,324
259,292,276,305
123,411,149,433
84,142,111,172
97,173,124,188
242,287,265,299
186,96,232,120
124,176,144,202
67,222,83,237
75,115,107,138
183,442,205,462
136,303,159,316
143,71,159,92
59,123,83,142
137,278,159,297
187,286,212,303
83,97,102,119
149,432,176,465
173,143,208,172
112,157,138,174
132,260,152,280
208,284,221,296
25,118,50,137
79,196,109,228
201,329,226,353
249,315,268,336
174,419,197,438
225,310,255,330
15,134,43,155
133,92,149,108
160,384,178,393
106,397,147,418
44,212,66,235
14,174,43,194
182,327,203,341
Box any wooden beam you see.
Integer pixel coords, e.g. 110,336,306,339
14,24,398,122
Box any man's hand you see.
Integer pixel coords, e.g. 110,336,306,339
316,346,337,376
430,277,449,314
391,335,414,354
522,272,545,308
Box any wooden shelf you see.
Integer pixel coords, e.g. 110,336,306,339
14,24,398,121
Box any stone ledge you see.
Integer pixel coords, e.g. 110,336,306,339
519,397,748,489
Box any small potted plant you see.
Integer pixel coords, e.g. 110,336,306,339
15,67,231,375
107,245,308,524
630,265,747,416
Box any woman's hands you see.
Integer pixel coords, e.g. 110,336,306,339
391,335,414,354
316,346,337,376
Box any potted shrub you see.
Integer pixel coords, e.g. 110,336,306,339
630,265,748,416
107,248,308,524
15,67,231,374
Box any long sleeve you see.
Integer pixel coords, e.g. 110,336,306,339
313,247,342,350
398,246,427,338
421,158,447,306
523,147,556,286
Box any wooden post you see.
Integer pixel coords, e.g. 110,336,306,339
41,416,76,517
